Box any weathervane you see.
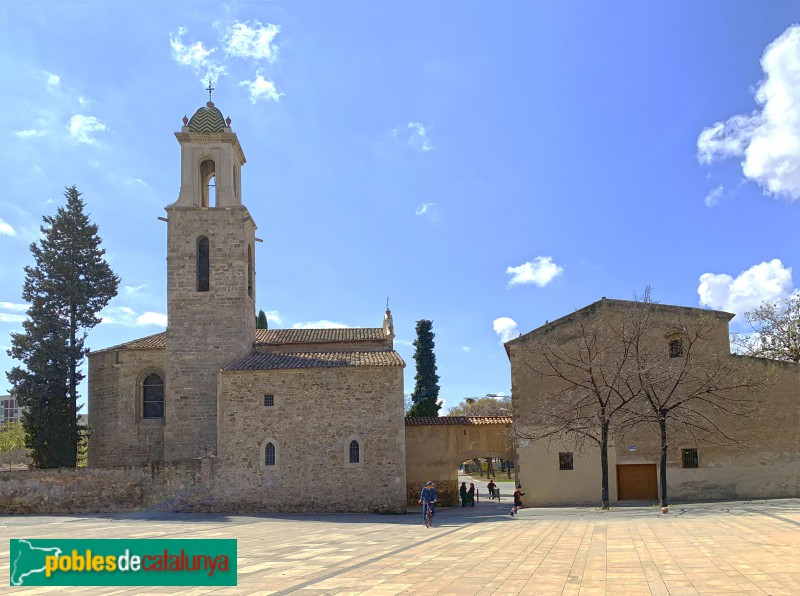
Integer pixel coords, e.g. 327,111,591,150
206,79,215,102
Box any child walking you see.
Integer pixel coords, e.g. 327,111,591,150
510,485,525,516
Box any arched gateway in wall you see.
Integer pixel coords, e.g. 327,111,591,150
405,416,513,506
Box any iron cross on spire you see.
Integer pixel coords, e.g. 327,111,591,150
206,80,215,102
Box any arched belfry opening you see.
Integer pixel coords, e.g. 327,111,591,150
199,159,216,207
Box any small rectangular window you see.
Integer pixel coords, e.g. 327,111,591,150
682,448,699,468
559,452,574,471
669,339,684,358
264,394,274,407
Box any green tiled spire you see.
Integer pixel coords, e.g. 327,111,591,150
187,101,226,133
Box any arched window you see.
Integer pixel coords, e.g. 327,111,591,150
265,442,276,466
142,373,164,419
199,159,215,207
247,245,253,298
197,236,209,292
349,440,360,464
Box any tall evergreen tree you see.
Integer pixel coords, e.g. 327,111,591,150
256,309,269,329
7,186,119,467
406,319,441,417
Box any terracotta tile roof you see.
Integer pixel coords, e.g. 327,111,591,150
223,350,405,371
405,416,513,426
255,328,385,345
92,332,166,353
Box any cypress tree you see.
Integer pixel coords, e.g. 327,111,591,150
7,186,119,467
406,319,441,417
256,309,269,329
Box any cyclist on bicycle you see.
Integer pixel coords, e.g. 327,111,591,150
419,481,437,525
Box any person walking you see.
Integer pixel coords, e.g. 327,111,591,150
487,479,497,500
510,485,525,516
467,483,476,507
459,481,468,507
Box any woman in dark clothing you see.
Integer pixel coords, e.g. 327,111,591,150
467,483,476,506
460,481,468,507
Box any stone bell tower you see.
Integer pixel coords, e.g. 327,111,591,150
163,99,257,460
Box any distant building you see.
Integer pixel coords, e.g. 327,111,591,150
507,298,800,505
0,394,20,424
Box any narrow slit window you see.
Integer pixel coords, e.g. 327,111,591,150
197,236,209,292
265,442,276,466
247,245,253,298
349,440,360,464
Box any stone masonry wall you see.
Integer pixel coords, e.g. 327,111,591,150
165,205,256,461
0,459,212,514
511,303,800,504
88,348,166,467
215,366,407,513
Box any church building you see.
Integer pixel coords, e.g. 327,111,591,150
87,99,408,513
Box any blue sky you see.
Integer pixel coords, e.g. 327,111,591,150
1,1,799,412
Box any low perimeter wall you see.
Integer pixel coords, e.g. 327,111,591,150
0,458,215,514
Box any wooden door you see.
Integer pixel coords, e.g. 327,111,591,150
616,464,658,501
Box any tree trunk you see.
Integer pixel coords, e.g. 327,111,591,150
659,413,668,507
69,306,78,466
486,458,495,477
472,458,483,477
600,420,610,509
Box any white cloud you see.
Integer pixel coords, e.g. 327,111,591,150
223,21,280,62
704,184,725,207
408,122,434,152
46,72,60,88
0,302,27,311
395,339,413,347
291,320,349,329
0,313,26,323
415,202,434,216
15,129,46,138
493,317,519,342
67,115,107,144
506,256,563,287
0,218,17,236
697,25,800,200
698,259,794,317
123,285,145,296
461,346,471,352
264,310,282,325
239,73,282,104
100,306,166,327
169,27,226,84
136,312,168,327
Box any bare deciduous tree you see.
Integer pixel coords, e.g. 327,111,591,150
625,298,773,507
515,306,644,509
514,291,772,509
733,295,800,363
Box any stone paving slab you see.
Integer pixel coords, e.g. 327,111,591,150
1,499,799,594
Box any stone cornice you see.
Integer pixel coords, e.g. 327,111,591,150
174,131,247,164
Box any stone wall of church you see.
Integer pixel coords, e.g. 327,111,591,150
88,348,166,467
215,366,407,513
164,205,256,461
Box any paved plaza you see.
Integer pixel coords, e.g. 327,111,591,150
2,497,799,595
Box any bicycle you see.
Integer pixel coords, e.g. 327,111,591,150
422,501,435,528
